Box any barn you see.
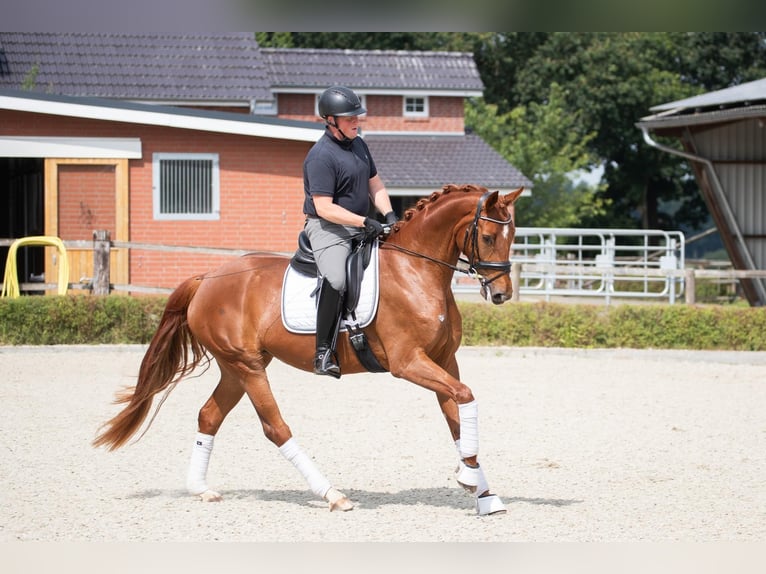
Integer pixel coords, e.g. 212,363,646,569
637,78,766,306
0,33,530,293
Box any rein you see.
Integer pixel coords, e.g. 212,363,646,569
381,191,514,288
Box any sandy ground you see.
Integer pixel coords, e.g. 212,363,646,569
1,344,765,544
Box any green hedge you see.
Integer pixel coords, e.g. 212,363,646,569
1,295,765,350
459,301,766,350
0,294,166,345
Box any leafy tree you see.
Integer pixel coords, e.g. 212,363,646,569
466,83,606,227
509,32,766,231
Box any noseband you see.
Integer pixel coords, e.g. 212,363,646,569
460,191,514,288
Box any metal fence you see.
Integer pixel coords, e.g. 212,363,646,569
451,227,688,304
6,228,766,305
510,227,685,304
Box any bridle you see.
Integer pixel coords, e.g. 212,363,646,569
381,191,514,289
460,190,514,288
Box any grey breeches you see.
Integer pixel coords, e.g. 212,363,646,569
304,217,359,291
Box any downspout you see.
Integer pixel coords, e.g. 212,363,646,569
640,125,766,305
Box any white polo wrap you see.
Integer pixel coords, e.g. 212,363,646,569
458,400,479,458
279,437,332,499
186,432,214,495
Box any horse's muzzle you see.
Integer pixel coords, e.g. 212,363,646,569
480,283,512,305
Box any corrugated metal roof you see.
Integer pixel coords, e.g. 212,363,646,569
650,77,766,112
637,104,766,130
261,48,484,93
366,133,531,190
0,32,273,102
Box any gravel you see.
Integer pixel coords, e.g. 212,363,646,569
1,344,765,542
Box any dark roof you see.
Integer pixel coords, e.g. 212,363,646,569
366,134,531,190
0,32,272,103
261,48,484,93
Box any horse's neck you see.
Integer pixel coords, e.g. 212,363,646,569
393,197,474,265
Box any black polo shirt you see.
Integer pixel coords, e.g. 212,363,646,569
303,130,378,217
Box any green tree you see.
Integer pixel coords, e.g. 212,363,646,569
506,32,766,231
466,83,606,227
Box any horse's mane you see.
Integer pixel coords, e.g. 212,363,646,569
389,184,488,237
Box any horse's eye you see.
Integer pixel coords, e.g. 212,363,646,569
482,234,494,246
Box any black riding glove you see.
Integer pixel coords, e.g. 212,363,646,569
363,217,385,239
384,211,398,226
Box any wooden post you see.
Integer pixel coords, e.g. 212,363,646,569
684,269,696,305
511,262,522,302
92,230,111,295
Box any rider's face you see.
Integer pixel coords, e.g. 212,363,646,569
333,115,360,139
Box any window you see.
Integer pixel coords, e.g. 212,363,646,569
404,96,428,118
152,153,220,220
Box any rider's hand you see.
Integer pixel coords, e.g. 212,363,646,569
384,211,398,226
363,217,385,239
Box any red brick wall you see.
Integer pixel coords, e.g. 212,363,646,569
0,90,466,290
0,109,312,288
276,94,465,132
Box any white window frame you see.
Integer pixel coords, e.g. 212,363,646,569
403,95,429,118
152,153,220,221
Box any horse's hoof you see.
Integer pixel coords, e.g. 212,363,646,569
326,487,354,512
197,489,222,502
476,493,506,516
329,497,354,512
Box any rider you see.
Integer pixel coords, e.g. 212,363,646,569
302,85,398,378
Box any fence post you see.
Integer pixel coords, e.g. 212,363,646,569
92,230,111,295
685,269,696,305
511,262,522,302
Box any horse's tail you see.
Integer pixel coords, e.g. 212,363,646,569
92,275,207,451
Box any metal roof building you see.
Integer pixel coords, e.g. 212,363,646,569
637,78,766,306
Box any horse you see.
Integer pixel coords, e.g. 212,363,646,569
93,183,524,516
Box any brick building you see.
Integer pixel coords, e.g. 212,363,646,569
0,33,530,291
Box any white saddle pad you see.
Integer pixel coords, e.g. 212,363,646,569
281,242,380,334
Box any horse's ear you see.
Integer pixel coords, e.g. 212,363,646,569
484,190,500,209
501,187,524,207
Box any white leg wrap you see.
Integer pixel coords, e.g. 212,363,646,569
279,438,332,500
458,400,479,458
186,432,214,495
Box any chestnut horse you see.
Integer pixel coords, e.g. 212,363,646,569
93,184,523,515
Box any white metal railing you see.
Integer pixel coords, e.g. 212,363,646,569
5,229,690,304
453,227,686,304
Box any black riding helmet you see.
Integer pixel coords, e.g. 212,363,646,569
318,86,366,119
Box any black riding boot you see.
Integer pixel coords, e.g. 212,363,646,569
313,278,343,378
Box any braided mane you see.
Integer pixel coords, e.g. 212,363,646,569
390,184,489,236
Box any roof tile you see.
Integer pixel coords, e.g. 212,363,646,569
0,32,272,102
261,48,484,92
366,134,531,189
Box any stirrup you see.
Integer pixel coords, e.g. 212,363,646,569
314,349,341,379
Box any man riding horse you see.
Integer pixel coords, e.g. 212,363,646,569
302,85,398,378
